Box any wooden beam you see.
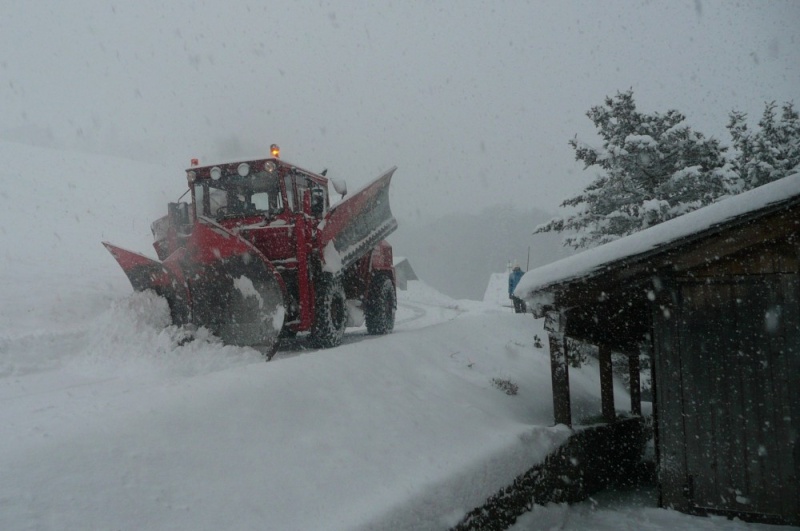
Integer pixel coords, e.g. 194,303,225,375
629,354,641,416
668,208,799,273
599,344,615,423
548,332,572,427
545,310,571,427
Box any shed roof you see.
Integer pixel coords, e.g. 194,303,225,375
516,173,800,310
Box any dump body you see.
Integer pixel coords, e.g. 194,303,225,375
105,156,397,354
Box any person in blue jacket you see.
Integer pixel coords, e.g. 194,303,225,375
508,263,527,313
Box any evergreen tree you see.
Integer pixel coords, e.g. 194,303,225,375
537,90,731,249
727,101,800,192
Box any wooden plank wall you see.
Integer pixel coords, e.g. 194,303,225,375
657,274,799,523
652,283,689,512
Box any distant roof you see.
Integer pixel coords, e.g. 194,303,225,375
516,172,800,302
483,272,514,308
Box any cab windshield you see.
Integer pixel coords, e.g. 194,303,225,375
193,171,284,219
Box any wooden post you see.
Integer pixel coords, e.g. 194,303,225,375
629,353,641,416
599,344,615,423
545,311,572,427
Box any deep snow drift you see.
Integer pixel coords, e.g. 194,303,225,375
0,143,788,530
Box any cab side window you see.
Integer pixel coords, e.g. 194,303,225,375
283,175,296,211
284,173,326,216
295,177,309,212
309,182,326,217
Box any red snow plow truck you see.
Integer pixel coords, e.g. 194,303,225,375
104,146,398,356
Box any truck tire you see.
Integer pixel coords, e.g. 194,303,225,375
365,276,395,335
311,275,347,348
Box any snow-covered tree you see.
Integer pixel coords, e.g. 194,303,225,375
727,101,800,192
537,90,732,249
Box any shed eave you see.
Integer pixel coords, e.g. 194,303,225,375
518,175,800,304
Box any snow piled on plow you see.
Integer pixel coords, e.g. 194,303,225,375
0,290,264,381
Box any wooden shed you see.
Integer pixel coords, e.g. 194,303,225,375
516,174,800,525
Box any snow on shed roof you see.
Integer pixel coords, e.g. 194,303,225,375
516,172,800,302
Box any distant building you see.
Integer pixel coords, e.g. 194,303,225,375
483,272,514,308
392,256,418,290
517,174,800,525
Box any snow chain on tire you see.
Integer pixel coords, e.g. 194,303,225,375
365,275,396,335
310,274,347,348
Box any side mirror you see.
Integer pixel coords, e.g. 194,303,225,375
330,177,347,198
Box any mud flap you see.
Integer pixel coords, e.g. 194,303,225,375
319,167,398,270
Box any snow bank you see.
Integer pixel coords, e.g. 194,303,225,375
509,487,780,531
0,141,181,338
2,301,622,530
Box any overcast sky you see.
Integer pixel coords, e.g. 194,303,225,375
1,0,798,223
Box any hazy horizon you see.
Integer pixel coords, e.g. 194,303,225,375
2,1,798,225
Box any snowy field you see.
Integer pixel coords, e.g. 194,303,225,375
0,142,792,530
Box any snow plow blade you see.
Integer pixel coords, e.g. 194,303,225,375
103,218,286,351
182,219,286,350
102,242,190,325
319,167,398,270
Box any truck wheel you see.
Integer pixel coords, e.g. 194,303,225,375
311,275,347,348
366,276,396,335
